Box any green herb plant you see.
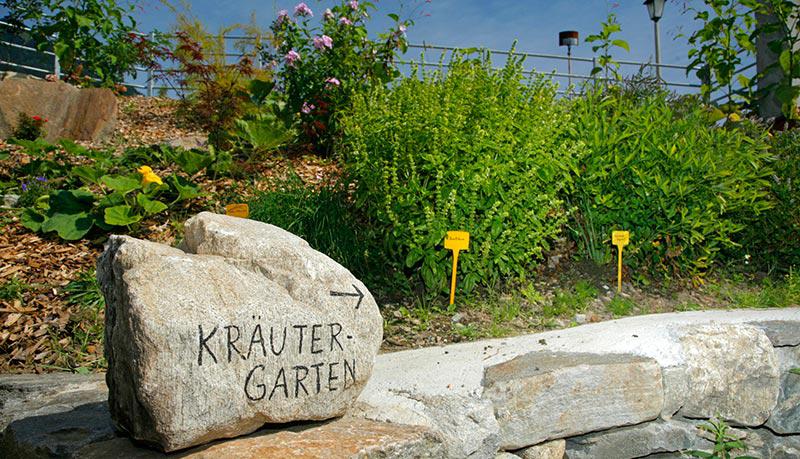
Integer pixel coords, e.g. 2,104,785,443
340,51,579,298
686,417,756,459
12,113,47,141
585,13,630,82
686,0,759,110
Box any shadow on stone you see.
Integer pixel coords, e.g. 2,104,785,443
0,401,115,458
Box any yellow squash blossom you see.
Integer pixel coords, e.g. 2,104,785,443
138,165,162,186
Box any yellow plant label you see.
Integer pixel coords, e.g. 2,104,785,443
225,203,249,218
612,230,630,247
444,231,470,252
444,231,469,306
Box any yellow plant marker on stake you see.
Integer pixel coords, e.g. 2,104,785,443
612,230,630,293
225,203,249,218
444,231,470,305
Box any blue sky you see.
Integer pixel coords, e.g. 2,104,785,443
129,0,708,89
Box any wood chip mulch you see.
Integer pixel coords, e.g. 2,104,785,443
0,217,101,373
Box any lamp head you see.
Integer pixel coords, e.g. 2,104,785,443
644,0,666,22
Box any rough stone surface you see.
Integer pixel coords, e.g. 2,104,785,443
564,419,710,459
515,439,565,459
740,427,800,459
0,373,107,431
0,401,115,458
660,366,687,420
494,453,521,459
97,212,383,451
482,352,663,449
75,418,444,458
0,79,117,142
353,392,499,458
766,345,800,434
752,320,800,346
678,324,780,426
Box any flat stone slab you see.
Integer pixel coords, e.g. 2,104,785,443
97,213,382,451
77,418,444,458
483,352,663,449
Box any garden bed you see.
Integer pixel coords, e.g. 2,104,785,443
1,92,797,373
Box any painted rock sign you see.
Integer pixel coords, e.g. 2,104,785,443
97,212,382,452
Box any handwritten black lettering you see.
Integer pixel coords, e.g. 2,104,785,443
198,325,218,366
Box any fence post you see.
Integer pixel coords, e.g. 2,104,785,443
53,52,59,79
147,31,155,97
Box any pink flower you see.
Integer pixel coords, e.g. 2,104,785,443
325,77,341,87
301,102,315,114
284,50,301,67
293,2,313,17
348,0,359,9
313,35,333,50
339,16,353,26
323,8,334,20
275,9,289,25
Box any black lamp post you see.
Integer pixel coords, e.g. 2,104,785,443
559,31,579,89
644,0,666,80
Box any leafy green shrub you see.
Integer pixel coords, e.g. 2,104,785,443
12,113,47,141
339,52,579,296
545,280,598,318
3,0,154,88
568,88,773,279
737,129,800,270
607,296,635,317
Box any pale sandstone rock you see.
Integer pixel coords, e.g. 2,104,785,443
678,324,780,426
97,213,382,451
515,439,565,459
0,79,116,142
482,352,663,449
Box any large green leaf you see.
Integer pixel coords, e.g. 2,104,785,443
20,208,45,232
101,175,141,194
168,174,203,202
71,165,104,185
41,211,94,240
50,189,95,214
104,205,142,226
172,149,213,175
249,79,275,105
136,194,168,216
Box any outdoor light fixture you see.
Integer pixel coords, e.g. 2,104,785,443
559,31,579,89
644,0,666,79
644,0,666,22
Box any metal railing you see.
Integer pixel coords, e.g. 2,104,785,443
1,20,752,100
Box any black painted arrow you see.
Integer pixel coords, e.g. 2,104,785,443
330,284,364,309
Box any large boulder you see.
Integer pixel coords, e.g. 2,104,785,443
97,212,383,451
0,79,116,142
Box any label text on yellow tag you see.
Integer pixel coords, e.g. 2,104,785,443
612,230,630,293
225,203,250,219
444,231,470,305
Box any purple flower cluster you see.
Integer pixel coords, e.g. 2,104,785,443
294,2,313,17
276,9,289,26
339,17,353,26
301,102,315,114
20,176,46,193
313,35,333,50
284,50,301,67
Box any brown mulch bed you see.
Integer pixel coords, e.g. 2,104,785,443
0,218,100,372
